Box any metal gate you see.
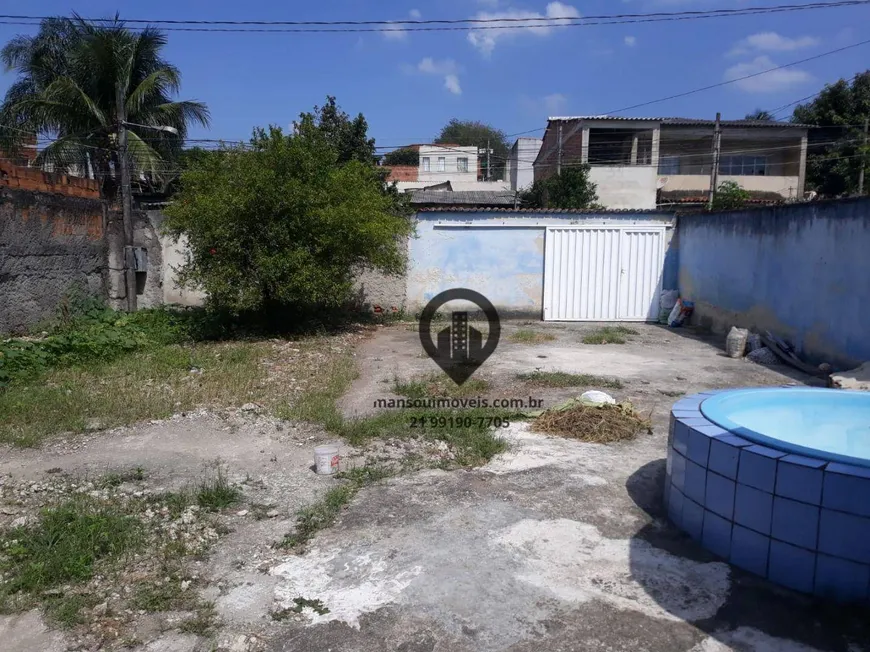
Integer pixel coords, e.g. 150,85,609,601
543,226,666,322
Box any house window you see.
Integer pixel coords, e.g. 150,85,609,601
457,157,469,172
437,157,446,172
658,156,680,175
421,157,430,172
720,155,767,176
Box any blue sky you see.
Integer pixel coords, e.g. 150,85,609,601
2,0,868,148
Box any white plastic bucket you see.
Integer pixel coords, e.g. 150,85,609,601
314,445,340,475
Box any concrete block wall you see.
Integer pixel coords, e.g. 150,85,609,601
0,189,107,333
678,197,870,369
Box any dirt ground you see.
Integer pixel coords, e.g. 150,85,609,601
2,322,867,652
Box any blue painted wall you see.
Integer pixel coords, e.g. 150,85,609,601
678,198,870,368
407,211,676,316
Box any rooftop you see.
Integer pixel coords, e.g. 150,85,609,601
417,206,673,214
409,190,517,206
546,116,811,128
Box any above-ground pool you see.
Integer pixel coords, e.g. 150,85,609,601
665,387,870,604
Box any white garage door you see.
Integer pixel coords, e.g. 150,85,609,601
543,226,666,322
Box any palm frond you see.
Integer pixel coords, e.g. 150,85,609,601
125,68,180,117
152,100,211,131
126,129,165,177
43,76,108,128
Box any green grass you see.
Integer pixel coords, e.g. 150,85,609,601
0,497,142,597
582,326,639,345
44,594,101,628
98,466,146,488
278,464,393,550
658,389,686,398
196,467,241,512
275,352,358,432
272,597,330,619
131,577,192,613
509,329,556,344
178,602,218,635
0,341,273,446
517,371,623,389
393,374,489,399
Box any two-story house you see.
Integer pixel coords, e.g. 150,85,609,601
534,116,810,209
384,144,511,193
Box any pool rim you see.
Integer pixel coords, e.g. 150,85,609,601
699,387,870,470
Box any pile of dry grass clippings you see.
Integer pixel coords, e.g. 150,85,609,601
532,402,652,443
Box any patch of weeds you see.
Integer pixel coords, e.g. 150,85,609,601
517,371,623,389
196,467,240,512
582,326,639,345
154,491,192,519
339,408,512,469
132,578,191,613
658,389,686,398
250,502,276,521
178,602,218,636
509,329,556,344
44,593,100,628
0,340,273,447
532,402,652,443
98,466,146,488
278,464,393,550
272,597,330,619
393,374,489,399
275,351,358,432
0,497,142,595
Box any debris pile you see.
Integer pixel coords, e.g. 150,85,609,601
529,397,652,444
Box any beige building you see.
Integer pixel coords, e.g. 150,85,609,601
534,116,809,209
385,144,511,193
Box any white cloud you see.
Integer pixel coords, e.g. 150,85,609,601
382,10,423,41
444,74,462,95
724,56,813,93
520,92,568,116
543,93,568,113
624,35,636,47
382,22,408,41
406,58,463,95
467,2,580,57
728,32,819,57
417,57,457,75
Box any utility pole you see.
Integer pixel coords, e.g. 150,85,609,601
557,122,563,176
707,112,722,210
116,83,137,312
859,116,868,196
486,139,491,181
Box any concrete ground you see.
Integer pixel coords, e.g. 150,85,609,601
2,323,867,652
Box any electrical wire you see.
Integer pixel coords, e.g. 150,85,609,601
0,2,866,34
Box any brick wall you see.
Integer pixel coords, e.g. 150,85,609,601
534,122,584,183
384,165,418,182
0,163,100,199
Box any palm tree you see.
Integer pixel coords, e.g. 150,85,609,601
0,14,209,197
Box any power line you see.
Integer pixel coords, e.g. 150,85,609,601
0,2,866,34
506,39,870,140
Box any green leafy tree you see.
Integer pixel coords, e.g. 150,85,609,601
520,166,598,209
745,109,775,121
0,14,209,198
792,72,870,197
435,119,509,181
711,180,750,211
163,108,412,313
310,95,376,165
382,146,419,166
